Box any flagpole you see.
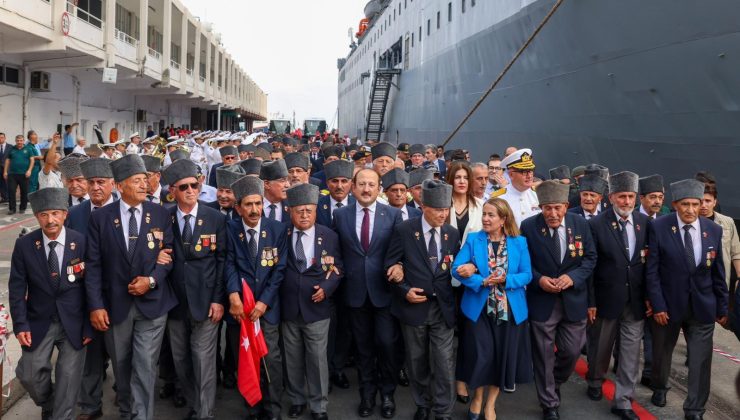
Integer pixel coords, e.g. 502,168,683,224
262,358,271,383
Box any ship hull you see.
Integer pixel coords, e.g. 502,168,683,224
338,0,740,217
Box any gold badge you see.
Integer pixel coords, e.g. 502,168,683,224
323,204,328,210
578,249,583,257
195,244,202,251
571,251,577,258
441,263,447,271
415,232,420,240
148,241,155,249
267,259,274,267
261,259,268,267
211,245,216,251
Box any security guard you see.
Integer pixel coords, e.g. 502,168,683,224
496,149,541,227
10,188,92,420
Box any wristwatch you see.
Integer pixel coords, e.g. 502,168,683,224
148,277,157,290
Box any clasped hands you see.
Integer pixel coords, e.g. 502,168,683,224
539,274,573,293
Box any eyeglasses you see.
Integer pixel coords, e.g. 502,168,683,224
488,166,503,171
177,182,200,192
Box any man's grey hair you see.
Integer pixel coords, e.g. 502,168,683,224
424,144,436,153
470,162,487,171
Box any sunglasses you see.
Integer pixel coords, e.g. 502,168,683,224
223,156,236,161
177,182,200,192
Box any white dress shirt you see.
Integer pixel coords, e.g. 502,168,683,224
330,196,349,219
677,217,702,267
293,225,316,267
500,186,541,227
421,216,441,262
355,201,377,243
70,194,89,206
120,200,143,249
400,205,411,221
264,197,284,221
177,202,199,235
615,211,637,259
72,145,88,156
43,227,66,274
90,194,115,211
639,206,657,220
242,219,262,243
149,185,162,204
550,218,567,263
583,207,600,220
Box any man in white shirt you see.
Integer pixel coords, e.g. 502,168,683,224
126,133,141,155
496,148,541,226
72,137,88,156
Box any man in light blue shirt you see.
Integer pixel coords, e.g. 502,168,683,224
63,123,78,155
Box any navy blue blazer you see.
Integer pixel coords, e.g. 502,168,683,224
204,199,241,222
85,201,177,324
310,155,324,174
645,214,728,324
224,217,288,325
520,212,597,322
588,210,650,320
332,201,403,308
384,218,460,328
168,204,227,322
405,205,422,220
316,194,356,227
280,224,344,323
313,170,327,190
66,201,93,236
9,228,93,351
263,200,291,224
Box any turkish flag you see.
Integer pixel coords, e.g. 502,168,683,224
237,279,269,406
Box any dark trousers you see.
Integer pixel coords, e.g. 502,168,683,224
650,316,714,416
349,298,400,400
7,174,28,211
0,173,7,201
328,296,353,375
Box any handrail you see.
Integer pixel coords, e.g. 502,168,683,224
170,60,180,70
114,29,138,46
186,69,194,76
148,48,162,60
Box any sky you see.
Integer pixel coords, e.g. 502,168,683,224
181,0,368,129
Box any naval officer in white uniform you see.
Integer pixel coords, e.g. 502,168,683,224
494,148,541,226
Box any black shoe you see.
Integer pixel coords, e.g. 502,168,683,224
587,386,603,401
651,389,667,407
311,413,328,420
467,410,482,420
222,373,236,389
159,382,176,399
542,408,560,420
288,404,306,418
456,394,470,404
640,376,652,388
381,395,396,418
684,415,702,420
173,389,187,408
610,407,639,420
7,210,15,215
330,372,350,389
358,398,375,417
398,368,409,387
414,407,430,420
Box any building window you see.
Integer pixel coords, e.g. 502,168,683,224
4,66,20,85
448,3,452,21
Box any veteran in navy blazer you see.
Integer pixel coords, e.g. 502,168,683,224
280,183,344,419
224,175,287,419
85,154,177,420
205,164,246,222
384,180,460,420
520,181,597,420
332,168,404,418
10,188,92,419
584,172,650,419
645,179,728,419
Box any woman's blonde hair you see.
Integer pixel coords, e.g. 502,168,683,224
484,197,520,237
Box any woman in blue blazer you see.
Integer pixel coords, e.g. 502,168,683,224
452,198,534,420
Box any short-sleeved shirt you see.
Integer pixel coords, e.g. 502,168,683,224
63,133,75,149
6,146,33,174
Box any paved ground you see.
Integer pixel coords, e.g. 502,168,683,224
1,204,738,419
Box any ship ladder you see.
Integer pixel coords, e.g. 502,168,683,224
365,68,401,143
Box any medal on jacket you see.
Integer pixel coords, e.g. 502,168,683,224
261,248,268,266
147,233,155,249
67,266,76,282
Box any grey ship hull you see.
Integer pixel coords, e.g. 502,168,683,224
338,0,740,217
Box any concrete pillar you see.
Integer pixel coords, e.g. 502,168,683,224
138,0,149,64
194,23,202,93
104,0,116,66
205,37,212,97
180,12,188,78
162,0,172,70
213,45,219,98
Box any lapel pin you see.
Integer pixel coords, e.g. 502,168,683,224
611,221,617,229
239,232,245,241
636,224,641,231
671,226,677,233
70,242,76,251
35,240,41,249
261,230,267,238
197,219,203,226
444,233,448,241
114,218,120,225
415,231,420,240
541,228,547,236
702,231,708,238
323,204,328,210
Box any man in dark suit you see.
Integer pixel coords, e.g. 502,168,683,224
285,152,322,187
585,172,649,420
85,154,178,419
281,183,344,420
385,180,460,420
312,146,343,189
405,144,427,173
140,155,165,205
0,132,9,202
408,169,434,209
381,168,422,221
568,174,608,220
332,168,404,418
58,156,90,207
424,144,445,180
637,174,671,220
315,159,355,389
205,164,245,221
646,179,728,419
66,158,116,420
225,176,288,420
207,145,237,188
309,141,324,175
520,181,597,420
161,159,227,420
261,159,291,223
9,188,93,420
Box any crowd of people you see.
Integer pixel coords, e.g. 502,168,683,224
5,129,740,420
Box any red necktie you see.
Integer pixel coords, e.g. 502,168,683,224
361,208,370,252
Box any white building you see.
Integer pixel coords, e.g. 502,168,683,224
0,0,267,141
